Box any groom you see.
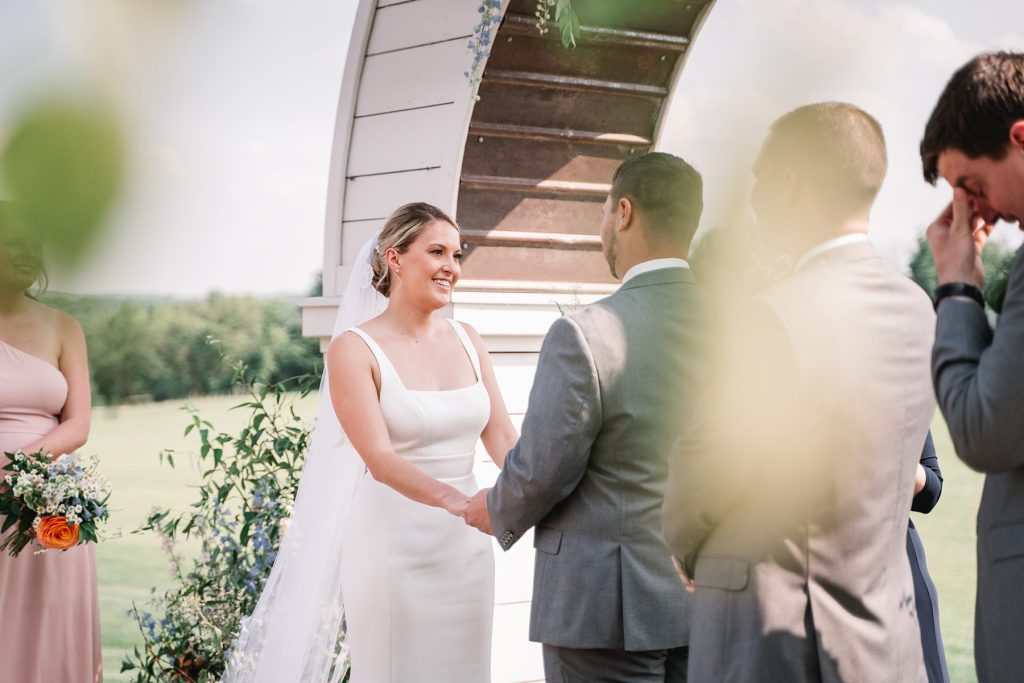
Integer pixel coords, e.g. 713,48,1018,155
466,152,707,681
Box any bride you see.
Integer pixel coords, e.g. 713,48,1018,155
223,202,517,682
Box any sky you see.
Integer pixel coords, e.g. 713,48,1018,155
2,0,1024,297
662,0,1024,264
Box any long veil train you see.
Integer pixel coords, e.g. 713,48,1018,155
222,235,387,682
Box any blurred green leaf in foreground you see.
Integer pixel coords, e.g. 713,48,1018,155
2,98,125,271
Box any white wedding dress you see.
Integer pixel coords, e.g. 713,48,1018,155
341,319,494,682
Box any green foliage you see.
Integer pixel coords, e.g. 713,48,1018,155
307,271,323,298
1,99,124,270
554,0,581,48
533,0,581,48
983,245,1017,313
120,365,320,682
553,286,583,316
468,0,581,90
467,0,503,91
907,236,1019,313
908,236,938,296
41,293,321,405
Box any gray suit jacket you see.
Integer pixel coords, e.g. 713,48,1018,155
664,241,935,682
487,267,707,651
933,245,1024,683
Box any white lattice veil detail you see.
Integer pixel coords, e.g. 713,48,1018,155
222,235,388,683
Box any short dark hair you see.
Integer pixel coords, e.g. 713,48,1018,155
609,152,703,247
0,201,48,297
761,102,887,218
921,52,1024,184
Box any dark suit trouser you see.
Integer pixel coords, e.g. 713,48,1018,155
542,644,688,683
907,523,950,683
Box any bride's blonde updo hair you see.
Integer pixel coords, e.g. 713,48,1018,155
371,202,459,297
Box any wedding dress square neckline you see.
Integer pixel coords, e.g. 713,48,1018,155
350,319,482,394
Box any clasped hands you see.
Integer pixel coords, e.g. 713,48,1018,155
444,487,494,535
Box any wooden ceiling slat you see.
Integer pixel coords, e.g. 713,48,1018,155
460,244,617,283
500,13,690,52
460,229,603,250
485,69,668,98
468,122,652,147
461,174,610,197
472,82,661,137
457,0,715,288
456,190,605,235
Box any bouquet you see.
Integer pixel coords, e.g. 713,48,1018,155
0,450,111,557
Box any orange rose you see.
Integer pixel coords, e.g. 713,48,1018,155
36,516,80,550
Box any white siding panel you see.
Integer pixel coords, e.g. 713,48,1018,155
348,104,456,177
340,218,385,266
456,302,566,354
343,168,445,221
492,602,545,683
355,39,473,116
368,0,476,55
488,357,539,415
454,291,609,353
461,305,564,340
493,527,535,605
376,0,409,7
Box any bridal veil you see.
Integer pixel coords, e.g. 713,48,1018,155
222,234,387,682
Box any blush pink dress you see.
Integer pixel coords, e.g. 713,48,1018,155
0,339,102,683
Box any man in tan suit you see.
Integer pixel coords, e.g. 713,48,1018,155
663,102,935,682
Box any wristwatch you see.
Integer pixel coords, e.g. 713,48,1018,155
933,282,985,311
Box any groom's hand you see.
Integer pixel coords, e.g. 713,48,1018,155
465,489,494,535
671,555,696,594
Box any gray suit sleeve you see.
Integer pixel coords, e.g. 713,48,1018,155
934,250,1024,472
486,315,602,550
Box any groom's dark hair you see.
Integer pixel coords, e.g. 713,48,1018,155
610,152,703,248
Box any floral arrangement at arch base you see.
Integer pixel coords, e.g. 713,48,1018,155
120,362,327,683
0,450,111,557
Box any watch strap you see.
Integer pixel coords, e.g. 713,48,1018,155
933,282,985,311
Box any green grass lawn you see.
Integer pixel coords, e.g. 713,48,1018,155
91,393,317,682
93,400,983,682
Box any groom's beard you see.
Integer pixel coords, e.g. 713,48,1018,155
603,231,618,279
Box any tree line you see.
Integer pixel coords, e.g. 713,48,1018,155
38,238,1018,406
42,292,322,405
908,236,1017,313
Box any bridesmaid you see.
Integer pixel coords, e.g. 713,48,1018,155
0,202,101,682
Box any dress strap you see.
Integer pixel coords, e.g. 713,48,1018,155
447,319,482,380
346,327,403,391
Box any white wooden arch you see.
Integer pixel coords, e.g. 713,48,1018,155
299,2,717,680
